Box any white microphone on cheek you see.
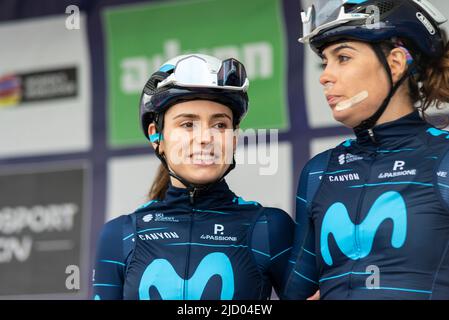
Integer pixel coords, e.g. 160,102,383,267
335,91,369,112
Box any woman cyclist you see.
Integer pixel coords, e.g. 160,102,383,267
284,0,449,300
92,54,295,300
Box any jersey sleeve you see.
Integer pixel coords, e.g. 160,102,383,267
283,151,331,299
264,208,295,298
92,214,134,300
249,207,295,299
436,147,449,214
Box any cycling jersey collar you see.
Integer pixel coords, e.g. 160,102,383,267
354,110,427,148
164,179,236,208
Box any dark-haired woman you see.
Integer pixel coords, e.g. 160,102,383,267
285,0,449,300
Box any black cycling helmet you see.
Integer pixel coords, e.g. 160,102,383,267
139,53,249,141
301,0,447,58
299,0,448,136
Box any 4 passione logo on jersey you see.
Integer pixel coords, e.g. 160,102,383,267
378,160,417,179
200,224,237,242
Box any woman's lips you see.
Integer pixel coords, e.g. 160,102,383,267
190,153,218,166
326,95,343,107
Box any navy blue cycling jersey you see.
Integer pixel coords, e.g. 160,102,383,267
93,180,294,300
284,110,449,300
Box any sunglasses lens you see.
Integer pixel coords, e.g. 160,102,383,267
217,58,247,87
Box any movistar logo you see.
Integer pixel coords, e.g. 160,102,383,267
139,252,234,300
321,191,407,266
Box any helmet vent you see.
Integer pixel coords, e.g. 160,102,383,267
375,0,396,16
351,0,396,17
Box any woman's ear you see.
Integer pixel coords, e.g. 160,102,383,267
148,123,163,153
388,48,408,84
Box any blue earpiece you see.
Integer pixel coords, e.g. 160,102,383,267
149,133,163,143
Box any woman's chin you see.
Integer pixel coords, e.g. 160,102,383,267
332,108,359,128
184,167,224,185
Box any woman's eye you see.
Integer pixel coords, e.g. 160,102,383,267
213,122,228,129
181,122,194,128
338,55,351,63
320,62,328,70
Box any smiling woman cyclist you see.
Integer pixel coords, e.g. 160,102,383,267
284,0,449,300
92,54,295,300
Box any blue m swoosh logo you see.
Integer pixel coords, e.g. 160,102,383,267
321,191,407,266
139,252,234,300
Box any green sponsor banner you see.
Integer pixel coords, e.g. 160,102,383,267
104,0,288,147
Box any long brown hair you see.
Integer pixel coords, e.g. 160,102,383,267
419,40,449,113
148,163,170,200
381,37,449,122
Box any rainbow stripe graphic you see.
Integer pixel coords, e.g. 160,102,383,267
0,74,21,107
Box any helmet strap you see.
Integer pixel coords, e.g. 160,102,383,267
152,113,237,202
353,43,412,138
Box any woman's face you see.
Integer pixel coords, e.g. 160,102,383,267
319,41,392,128
149,100,236,186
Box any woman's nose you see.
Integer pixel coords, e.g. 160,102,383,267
319,64,337,87
194,125,213,145
201,129,213,144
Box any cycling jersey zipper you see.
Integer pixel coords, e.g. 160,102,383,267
368,128,377,144
189,188,196,205
350,149,377,293
184,189,196,299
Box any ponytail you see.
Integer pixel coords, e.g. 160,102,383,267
420,41,449,113
148,164,170,200
380,37,449,124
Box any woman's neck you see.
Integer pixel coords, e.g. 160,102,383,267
374,90,415,126
170,177,187,188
